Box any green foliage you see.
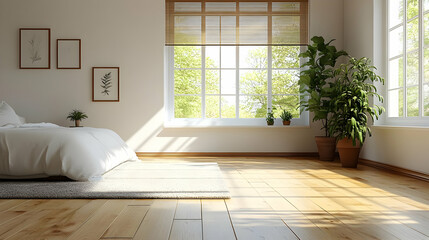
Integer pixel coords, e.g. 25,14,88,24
328,57,385,146
266,108,275,125
173,46,301,119
299,36,348,136
67,109,88,121
279,109,293,121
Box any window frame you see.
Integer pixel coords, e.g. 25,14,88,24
164,46,309,127
386,0,429,126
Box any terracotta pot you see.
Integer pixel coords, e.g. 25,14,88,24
315,136,336,161
337,138,361,168
282,121,291,125
75,120,80,127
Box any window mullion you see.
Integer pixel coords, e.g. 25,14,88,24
419,0,424,117
202,46,206,119
404,0,408,117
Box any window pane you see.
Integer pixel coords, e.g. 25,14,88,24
175,96,202,118
239,95,267,118
221,96,236,118
174,46,201,68
239,2,268,12
239,16,268,44
389,0,403,27
407,18,419,51
272,2,300,13
174,70,201,94
206,16,220,44
272,70,299,95
239,46,267,68
389,27,403,58
272,95,300,118
272,16,300,44
221,16,236,44
407,86,419,116
424,84,429,116
221,46,236,68
206,2,236,12
425,48,429,83
389,58,404,89
407,0,418,19
426,0,429,11
174,2,201,12
206,46,220,68
221,70,236,94
272,46,300,68
174,16,201,44
406,51,419,86
424,14,429,46
206,70,220,94
206,96,220,118
239,70,267,94
388,89,404,117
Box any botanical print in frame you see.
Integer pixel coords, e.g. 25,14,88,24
57,39,81,69
92,67,120,102
19,28,50,69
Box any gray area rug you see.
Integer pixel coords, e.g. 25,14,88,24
0,161,230,199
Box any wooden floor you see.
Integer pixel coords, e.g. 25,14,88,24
1,157,429,240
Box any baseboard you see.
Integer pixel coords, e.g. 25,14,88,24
136,152,319,158
359,158,429,182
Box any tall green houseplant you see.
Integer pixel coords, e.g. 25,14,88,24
299,36,347,161
329,57,384,167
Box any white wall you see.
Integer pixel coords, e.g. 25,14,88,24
0,0,345,153
344,0,429,175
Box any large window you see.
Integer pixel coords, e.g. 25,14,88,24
388,0,429,124
165,0,308,126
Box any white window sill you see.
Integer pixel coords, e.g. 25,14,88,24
372,125,429,130
164,118,310,129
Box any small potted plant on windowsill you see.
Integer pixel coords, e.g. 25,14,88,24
266,108,275,126
67,109,88,127
280,109,293,125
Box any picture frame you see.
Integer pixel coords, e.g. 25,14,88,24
92,67,120,102
57,39,81,69
19,28,51,69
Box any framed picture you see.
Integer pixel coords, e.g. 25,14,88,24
19,28,50,69
57,39,81,69
92,67,120,102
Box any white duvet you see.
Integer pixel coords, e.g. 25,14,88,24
0,124,137,181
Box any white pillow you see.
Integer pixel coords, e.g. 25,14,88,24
18,115,26,124
0,101,22,127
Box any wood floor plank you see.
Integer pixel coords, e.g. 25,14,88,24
132,200,177,240
0,200,27,212
201,200,236,240
67,200,131,240
175,200,201,220
102,205,149,238
169,220,202,240
6,200,91,240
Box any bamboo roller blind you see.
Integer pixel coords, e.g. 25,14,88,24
166,0,308,46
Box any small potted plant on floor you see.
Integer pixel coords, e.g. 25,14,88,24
299,36,348,161
266,108,275,126
329,57,384,168
67,109,88,127
280,109,292,125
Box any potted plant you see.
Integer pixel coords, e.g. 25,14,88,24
299,36,348,161
67,109,88,127
280,109,293,125
329,57,384,168
266,108,275,126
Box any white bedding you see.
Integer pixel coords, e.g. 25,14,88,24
0,123,137,181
